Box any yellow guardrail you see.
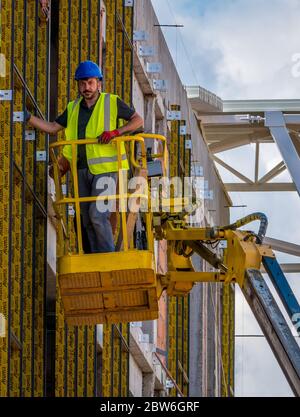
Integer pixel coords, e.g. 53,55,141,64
139,133,169,175
49,135,168,255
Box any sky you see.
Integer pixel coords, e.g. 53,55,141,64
151,0,300,397
151,0,300,99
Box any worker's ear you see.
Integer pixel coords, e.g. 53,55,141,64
98,79,102,92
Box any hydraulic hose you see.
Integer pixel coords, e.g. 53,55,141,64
221,212,268,243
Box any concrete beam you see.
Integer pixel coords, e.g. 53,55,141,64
129,326,153,373
155,94,165,120
133,48,154,95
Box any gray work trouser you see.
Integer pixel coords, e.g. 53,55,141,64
77,168,117,253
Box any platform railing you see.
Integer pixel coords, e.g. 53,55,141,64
50,135,154,255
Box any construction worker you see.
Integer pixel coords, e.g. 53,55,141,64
26,60,144,253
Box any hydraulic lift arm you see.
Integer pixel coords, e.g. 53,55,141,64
157,212,300,396
51,134,300,395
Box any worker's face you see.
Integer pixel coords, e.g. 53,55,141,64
78,77,101,100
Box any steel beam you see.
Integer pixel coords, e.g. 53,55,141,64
209,137,251,154
266,264,300,273
200,113,300,127
225,183,296,192
213,156,253,184
255,143,260,183
258,161,286,184
284,115,300,125
263,237,300,257
200,115,254,125
265,111,300,196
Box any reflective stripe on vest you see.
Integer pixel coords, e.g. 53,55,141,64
88,154,127,165
62,93,129,175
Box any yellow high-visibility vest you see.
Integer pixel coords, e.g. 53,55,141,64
62,93,129,174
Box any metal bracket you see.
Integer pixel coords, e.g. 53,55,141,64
0,89,12,101
153,356,160,366
130,321,143,328
133,31,148,41
257,245,275,258
204,190,214,200
151,345,157,353
166,379,174,389
167,110,181,121
138,334,149,343
239,114,265,124
191,163,204,177
153,79,167,91
13,111,24,122
265,111,285,127
180,125,187,135
124,0,134,7
146,62,162,73
138,45,154,57
25,130,36,141
36,150,47,162
185,139,192,149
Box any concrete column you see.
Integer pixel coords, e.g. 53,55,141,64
142,372,155,397
189,255,204,397
144,95,156,133
142,321,155,344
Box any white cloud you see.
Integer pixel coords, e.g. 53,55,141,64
152,0,300,99
151,0,300,398
235,337,294,396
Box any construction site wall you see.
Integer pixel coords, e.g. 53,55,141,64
0,0,233,397
132,0,232,397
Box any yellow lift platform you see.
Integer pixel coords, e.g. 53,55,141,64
50,134,167,326
50,133,300,395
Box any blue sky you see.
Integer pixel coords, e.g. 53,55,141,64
151,0,300,99
151,0,300,397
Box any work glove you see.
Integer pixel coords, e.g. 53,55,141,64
98,129,120,144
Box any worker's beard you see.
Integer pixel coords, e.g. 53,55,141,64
82,90,99,100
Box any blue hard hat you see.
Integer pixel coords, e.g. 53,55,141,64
75,61,103,81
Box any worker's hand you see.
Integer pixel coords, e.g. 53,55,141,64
57,156,70,177
40,0,50,20
49,157,70,179
49,164,54,179
98,129,120,144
